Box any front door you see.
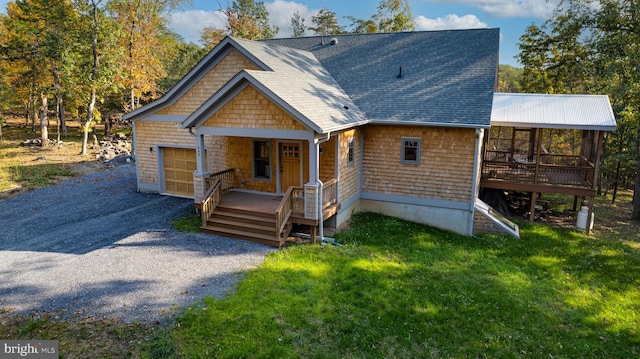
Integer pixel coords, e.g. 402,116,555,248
279,142,301,192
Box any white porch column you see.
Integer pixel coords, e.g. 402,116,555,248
193,132,210,201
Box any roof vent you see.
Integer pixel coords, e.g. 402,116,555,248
330,38,338,45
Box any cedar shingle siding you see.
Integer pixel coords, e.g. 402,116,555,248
362,125,475,202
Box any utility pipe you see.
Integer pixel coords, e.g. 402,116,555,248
315,132,331,242
469,128,484,236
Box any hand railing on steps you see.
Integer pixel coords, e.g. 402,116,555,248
275,186,300,242
201,178,222,227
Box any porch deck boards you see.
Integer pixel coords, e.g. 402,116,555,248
218,191,282,214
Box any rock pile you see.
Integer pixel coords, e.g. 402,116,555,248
21,138,62,147
93,132,132,162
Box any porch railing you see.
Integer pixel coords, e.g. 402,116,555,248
201,178,222,227
322,178,338,209
205,168,235,194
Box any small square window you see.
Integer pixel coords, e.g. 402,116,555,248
347,137,355,166
401,138,421,165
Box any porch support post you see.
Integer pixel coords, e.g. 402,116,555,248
193,132,210,201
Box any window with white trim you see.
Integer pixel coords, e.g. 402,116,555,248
347,137,355,166
401,138,421,164
253,140,271,180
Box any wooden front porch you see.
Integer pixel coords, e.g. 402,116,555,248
199,169,340,248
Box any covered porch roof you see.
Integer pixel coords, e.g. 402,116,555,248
491,93,617,131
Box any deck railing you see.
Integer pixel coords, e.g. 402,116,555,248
482,161,595,187
292,187,305,214
205,168,235,193
201,178,222,227
322,178,338,209
484,151,587,167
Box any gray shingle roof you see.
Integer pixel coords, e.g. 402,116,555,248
263,29,500,128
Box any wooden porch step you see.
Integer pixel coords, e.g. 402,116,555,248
201,205,291,248
215,205,275,219
201,226,286,248
214,208,277,224
208,218,277,237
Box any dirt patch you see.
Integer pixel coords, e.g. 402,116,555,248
0,116,130,199
71,161,107,176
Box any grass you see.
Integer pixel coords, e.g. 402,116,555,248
172,212,202,233
0,312,156,358
0,116,120,197
163,212,639,358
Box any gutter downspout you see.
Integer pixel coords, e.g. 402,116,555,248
315,132,331,242
469,128,483,236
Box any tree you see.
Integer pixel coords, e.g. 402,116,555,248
109,0,185,111
200,26,226,50
521,0,640,219
200,0,278,49
348,0,414,34
372,0,414,33
80,0,101,156
229,0,277,39
309,8,344,35
497,64,522,93
290,10,306,37
158,40,207,93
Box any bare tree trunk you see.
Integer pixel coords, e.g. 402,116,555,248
612,160,621,204
632,127,640,219
40,94,48,148
60,102,67,137
82,1,100,156
104,113,113,137
27,81,35,132
53,67,62,143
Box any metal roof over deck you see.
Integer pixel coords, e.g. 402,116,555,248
491,93,617,131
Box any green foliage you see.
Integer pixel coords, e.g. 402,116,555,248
497,64,522,92
309,8,345,35
290,11,306,37
163,213,640,358
200,0,278,49
231,0,278,39
348,0,414,34
172,212,201,233
158,41,207,93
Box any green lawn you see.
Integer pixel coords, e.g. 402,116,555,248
162,212,640,358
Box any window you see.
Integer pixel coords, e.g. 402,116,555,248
347,137,355,166
401,138,421,164
253,140,271,180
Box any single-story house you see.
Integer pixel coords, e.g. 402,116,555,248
122,29,613,246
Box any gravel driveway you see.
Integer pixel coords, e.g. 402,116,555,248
0,164,274,322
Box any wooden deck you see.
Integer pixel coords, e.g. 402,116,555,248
201,191,340,247
481,158,596,197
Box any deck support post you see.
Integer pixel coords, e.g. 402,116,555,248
529,192,537,223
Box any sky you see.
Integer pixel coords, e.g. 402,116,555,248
168,0,560,67
0,0,560,67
